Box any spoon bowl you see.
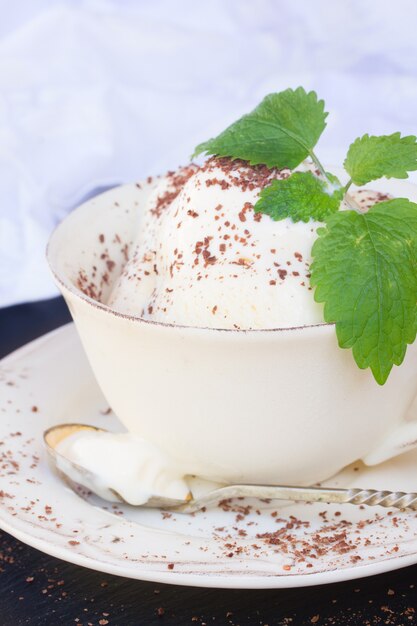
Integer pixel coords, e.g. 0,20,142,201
44,423,193,508
45,423,126,504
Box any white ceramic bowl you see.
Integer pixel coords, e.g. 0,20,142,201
47,176,417,486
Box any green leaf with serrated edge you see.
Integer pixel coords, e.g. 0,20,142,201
325,172,342,188
344,133,417,186
193,87,327,169
310,198,417,384
254,171,343,223
255,171,343,222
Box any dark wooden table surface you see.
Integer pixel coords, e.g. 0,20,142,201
1,297,417,626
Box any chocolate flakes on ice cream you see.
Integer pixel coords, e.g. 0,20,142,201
108,157,385,330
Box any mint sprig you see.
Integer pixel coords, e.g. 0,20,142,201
344,133,417,186
311,199,417,385
192,87,417,383
193,87,327,169
254,171,343,223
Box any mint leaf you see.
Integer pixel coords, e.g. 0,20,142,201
344,133,417,186
311,199,417,384
193,87,327,169
254,171,343,223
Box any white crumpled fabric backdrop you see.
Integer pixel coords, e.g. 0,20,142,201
1,0,417,307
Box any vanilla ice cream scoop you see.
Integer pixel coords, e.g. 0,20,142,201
108,158,388,329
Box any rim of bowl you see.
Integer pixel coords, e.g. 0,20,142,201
46,172,417,334
46,215,332,335
44,165,352,335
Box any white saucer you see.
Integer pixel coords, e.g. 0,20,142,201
1,324,417,589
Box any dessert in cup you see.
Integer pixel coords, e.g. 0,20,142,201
46,88,417,505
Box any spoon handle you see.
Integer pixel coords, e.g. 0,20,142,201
173,484,417,513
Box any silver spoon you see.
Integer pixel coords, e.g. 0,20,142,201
44,423,417,514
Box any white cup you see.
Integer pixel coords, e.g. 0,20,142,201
47,177,417,486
